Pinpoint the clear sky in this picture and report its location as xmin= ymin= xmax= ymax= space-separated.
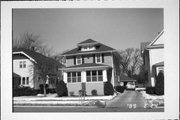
xmin=13 ymin=8 xmax=163 ymax=54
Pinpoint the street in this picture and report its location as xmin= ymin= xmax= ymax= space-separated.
xmin=13 ymin=90 xmax=164 ymax=112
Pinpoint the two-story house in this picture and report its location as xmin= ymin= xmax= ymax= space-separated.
xmin=141 ymin=30 xmax=164 ymax=87
xmin=60 ymin=39 xmax=121 ymax=96
xmin=13 ymin=49 xmax=62 ymax=89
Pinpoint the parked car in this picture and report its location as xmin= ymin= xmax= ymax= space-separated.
xmin=126 ymin=82 xmax=136 ymax=90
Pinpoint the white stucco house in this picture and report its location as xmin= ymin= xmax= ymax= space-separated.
xmin=141 ymin=30 xmax=164 ymax=87
xmin=13 ymin=49 xmax=62 ymax=89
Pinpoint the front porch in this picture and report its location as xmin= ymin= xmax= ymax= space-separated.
xmin=60 ymin=63 xmax=114 ymax=96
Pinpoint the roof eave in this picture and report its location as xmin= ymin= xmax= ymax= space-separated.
xmin=13 ymin=51 xmax=37 ymax=63
xmin=62 ymin=50 xmax=116 ymax=56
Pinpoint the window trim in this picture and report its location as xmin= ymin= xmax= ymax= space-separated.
xmin=95 ymin=54 xmax=102 ymax=63
xmin=76 ymin=56 xmax=82 ymax=65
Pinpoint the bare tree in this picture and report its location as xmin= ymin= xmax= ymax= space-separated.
xmin=13 ymin=32 xmax=53 ymax=57
xmin=118 ymin=48 xmax=143 ymax=77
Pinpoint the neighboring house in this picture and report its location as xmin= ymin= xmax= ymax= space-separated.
xmin=60 ymin=39 xmax=121 ymax=96
xmin=141 ymin=30 xmax=164 ymax=87
xmin=13 ymin=49 xmax=63 ymax=89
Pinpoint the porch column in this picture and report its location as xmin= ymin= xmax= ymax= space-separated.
xmin=103 ymin=70 xmax=107 ymax=82
xmin=63 ymin=72 xmax=67 ymax=83
xmin=81 ymin=71 xmax=86 ymax=82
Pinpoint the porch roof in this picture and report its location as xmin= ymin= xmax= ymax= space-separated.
xmin=59 ymin=63 xmax=111 ymax=71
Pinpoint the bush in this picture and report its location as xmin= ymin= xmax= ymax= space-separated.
xmin=104 ymin=81 xmax=114 ymax=95
xmin=115 ymin=86 xmax=125 ymax=93
xmin=91 ymin=89 xmax=98 ymax=96
xmin=79 ymin=89 xmax=86 ymax=96
xmin=56 ymin=81 xmax=68 ymax=97
xmin=155 ymin=72 xmax=164 ymax=95
xmin=13 ymin=87 xmax=38 ymax=96
xmin=146 ymin=87 xmax=155 ymax=94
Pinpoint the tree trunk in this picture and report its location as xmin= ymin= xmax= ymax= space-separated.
xmin=43 ymin=82 xmax=47 ymax=97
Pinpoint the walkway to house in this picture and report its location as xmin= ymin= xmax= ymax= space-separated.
xmin=106 ymin=90 xmax=145 ymax=108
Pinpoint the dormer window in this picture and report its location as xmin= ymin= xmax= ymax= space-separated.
xmin=76 ymin=56 xmax=82 ymax=65
xmin=96 ymin=54 xmax=102 ymax=63
xmin=81 ymin=45 xmax=96 ymax=51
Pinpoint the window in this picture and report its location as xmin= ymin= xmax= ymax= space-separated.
xmin=96 ymin=54 xmax=102 ymax=63
xmin=98 ymin=70 xmax=103 ymax=81
xmin=23 ymin=61 xmax=26 ymax=68
xmin=19 ymin=61 xmax=26 ymax=68
xmin=67 ymin=72 xmax=71 ymax=83
xmin=92 ymin=71 xmax=97 ymax=81
xmin=67 ymin=72 xmax=81 ymax=83
xmin=77 ymin=72 xmax=81 ymax=82
xmin=81 ymin=45 xmax=95 ymax=51
xmin=86 ymin=70 xmax=103 ymax=82
xmin=76 ymin=56 xmax=82 ymax=65
xmin=22 ymin=77 xmax=25 ymax=85
xmin=20 ymin=61 xmax=23 ymax=68
xmin=72 ymin=72 xmax=76 ymax=82
xmin=26 ymin=77 xmax=29 ymax=85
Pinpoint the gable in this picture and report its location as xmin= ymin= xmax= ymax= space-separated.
xmin=13 ymin=51 xmax=36 ymax=63
xmin=148 ymin=30 xmax=164 ymax=47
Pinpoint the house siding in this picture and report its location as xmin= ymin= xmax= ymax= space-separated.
xmin=67 ymin=83 xmax=82 ymax=95
xmin=65 ymin=53 xmax=113 ymax=67
xmin=13 ymin=59 xmax=34 ymax=88
xmin=148 ymin=48 xmax=164 ymax=86
xmin=86 ymin=82 xmax=104 ymax=95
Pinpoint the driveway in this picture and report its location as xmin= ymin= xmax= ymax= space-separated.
xmin=106 ymin=90 xmax=145 ymax=108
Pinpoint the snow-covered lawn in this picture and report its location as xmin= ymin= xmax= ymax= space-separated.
xmin=14 ymin=93 xmax=116 ymax=101
xmin=141 ymin=91 xmax=164 ymax=108
xmin=13 ymin=93 xmax=116 ymax=106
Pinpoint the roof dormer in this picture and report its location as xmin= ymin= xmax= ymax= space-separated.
xmin=77 ymin=39 xmax=99 ymax=52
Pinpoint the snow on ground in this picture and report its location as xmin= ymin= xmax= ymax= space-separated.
xmin=13 ymin=93 xmax=116 ymax=106
xmin=14 ymin=93 xmax=116 ymax=102
xmin=140 ymin=91 xmax=164 ymax=108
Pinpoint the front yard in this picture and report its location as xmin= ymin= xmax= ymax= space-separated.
xmin=13 ymin=93 xmax=116 ymax=106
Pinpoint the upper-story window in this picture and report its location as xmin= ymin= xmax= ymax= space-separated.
xmin=20 ymin=61 xmax=23 ymax=68
xmin=76 ymin=56 xmax=82 ymax=65
xmin=96 ymin=54 xmax=102 ymax=63
xmin=19 ymin=61 xmax=26 ymax=68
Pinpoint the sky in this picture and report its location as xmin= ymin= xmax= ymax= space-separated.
xmin=13 ymin=8 xmax=163 ymax=54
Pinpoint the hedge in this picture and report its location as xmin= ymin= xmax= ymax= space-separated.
xmin=146 ymin=87 xmax=155 ymax=94
xmin=56 ymin=81 xmax=68 ymax=97
xmin=104 ymin=81 xmax=114 ymax=95
xmin=115 ymin=86 xmax=125 ymax=93
xmin=13 ymin=87 xmax=38 ymax=96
